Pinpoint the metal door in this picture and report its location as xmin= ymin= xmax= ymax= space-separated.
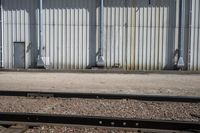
xmin=14 ymin=42 xmax=25 ymax=68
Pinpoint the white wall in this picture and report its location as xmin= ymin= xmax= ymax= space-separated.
xmin=2 ymin=0 xmax=198 ymax=71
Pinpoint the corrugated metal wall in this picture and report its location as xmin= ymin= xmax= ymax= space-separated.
xmin=98 ymin=0 xmax=179 ymax=70
xmin=0 ymin=26 xmax=1 ymax=66
xmin=2 ymin=0 xmax=37 ymax=69
xmin=0 ymin=43 xmax=1 ymax=68
xmin=189 ymin=0 xmax=200 ymax=71
xmin=43 ymin=0 xmax=96 ymax=69
xmin=0 ymin=4 xmax=1 ymax=68
xmin=0 ymin=37 xmax=1 ymax=67
xmin=2 ymin=0 xmax=97 ymax=69
xmin=0 ymin=18 xmax=1 ymax=67
xmin=1 ymin=0 xmax=199 ymax=71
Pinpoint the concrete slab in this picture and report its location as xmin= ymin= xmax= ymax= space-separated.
xmin=0 ymin=72 xmax=199 ymax=96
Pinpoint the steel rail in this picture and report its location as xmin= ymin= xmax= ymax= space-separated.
xmin=0 ymin=112 xmax=199 ymax=131
xmin=0 ymin=90 xmax=199 ymax=103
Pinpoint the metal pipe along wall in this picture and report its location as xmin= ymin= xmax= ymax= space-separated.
xmin=0 ymin=0 xmax=3 ymax=68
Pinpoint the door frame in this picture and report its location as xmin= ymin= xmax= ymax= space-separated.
xmin=13 ymin=42 xmax=25 ymax=69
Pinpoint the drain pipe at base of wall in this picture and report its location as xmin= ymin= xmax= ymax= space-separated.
xmin=37 ymin=0 xmax=45 ymax=68
xmin=97 ymin=0 xmax=105 ymax=67
xmin=177 ymin=0 xmax=186 ymax=70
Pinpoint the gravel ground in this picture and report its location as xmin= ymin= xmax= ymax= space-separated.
xmin=0 ymin=96 xmax=199 ymax=133
xmin=0 ymin=125 xmax=140 ymax=133
xmin=26 ymin=126 xmax=141 ymax=133
xmin=0 ymin=96 xmax=199 ymax=122
xmin=1 ymin=72 xmax=200 ymax=132
xmin=25 ymin=126 xmax=190 ymax=133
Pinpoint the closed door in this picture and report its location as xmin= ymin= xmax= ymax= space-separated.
xmin=14 ymin=42 xmax=25 ymax=68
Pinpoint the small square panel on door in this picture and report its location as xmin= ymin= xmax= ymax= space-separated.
xmin=14 ymin=42 xmax=25 ymax=68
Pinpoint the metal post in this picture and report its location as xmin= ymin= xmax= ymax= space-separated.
xmin=97 ymin=0 xmax=105 ymax=67
xmin=37 ymin=0 xmax=45 ymax=68
xmin=0 ymin=0 xmax=3 ymax=68
xmin=39 ymin=0 xmax=43 ymax=57
xmin=177 ymin=0 xmax=185 ymax=69
xmin=100 ymin=0 xmax=104 ymax=57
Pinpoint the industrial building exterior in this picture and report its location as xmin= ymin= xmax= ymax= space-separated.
xmin=0 ymin=0 xmax=199 ymax=71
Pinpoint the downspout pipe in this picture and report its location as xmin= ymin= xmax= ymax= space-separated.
xmin=177 ymin=0 xmax=185 ymax=69
xmin=37 ymin=0 xmax=45 ymax=68
xmin=0 ymin=0 xmax=3 ymax=68
xmin=97 ymin=0 xmax=105 ymax=67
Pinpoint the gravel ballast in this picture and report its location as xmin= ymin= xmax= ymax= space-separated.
xmin=26 ymin=126 xmax=142 ymax=133
xmin=1 ymin=123 xmax=195 ymax=133
xmin=0 ymin=96 xmax=199 ymax=121
xmin=0 ymin=96 xmax=199 ymax=133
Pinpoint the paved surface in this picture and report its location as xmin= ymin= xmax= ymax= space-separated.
xmin=0 ymin=72 xmax=200 ymax=96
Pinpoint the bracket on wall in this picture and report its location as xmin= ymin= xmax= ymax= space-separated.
xmin=149 ymin=0 xmax=151 ymax=5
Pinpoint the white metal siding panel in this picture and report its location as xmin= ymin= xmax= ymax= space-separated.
xmin=102 ymin=0 xmax=177 ymax=70
xmin=0 ymin=0 xmax=3 ymax=68
xmin=43 ymin=0 xmax=96 ymax=69
xmin=189 ymin=0 xmax=200 ymax=71
xmin=0 ymin=31 xmax=1 ymax=67
xmin=2 ymin=0 xmax=97 ymax=69
xmin=2 ymin=0 xmax=38 ymax=69
xmin=1 ymin=0 xmax=186 ymax=71
xmin=0 ymin=1 xmax=2 ymax=67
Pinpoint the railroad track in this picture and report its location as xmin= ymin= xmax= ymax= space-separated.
xmin=0 ymin=112 xmax=200 ymax=133
xmin=0 ymin=90 xmax=200 ymax=102
xmin=0 ymin=90 xmax=199 ymax=133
